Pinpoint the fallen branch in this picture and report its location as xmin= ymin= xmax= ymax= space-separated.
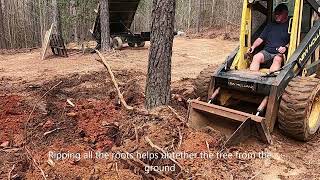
xmin=115 ymin=162 xmax=120 ymax=179
xmin=144 ymin=136 xmax=183 ymax=171
xmin=167 ymin=106 xmax=184 ymax=122
xmin=134 ymin=125 xmax=139 ymax=144
xmin=0 ymin=148 xmax=21 ymax=153
xmin=177 ymin=127 xmax=183 ymax=149
xmin=95 ymin=50 xmax=133 ymax=111
xmin=43 ymin=128 xmax=62 ymax=137
xmin=167 ymin=106 xmax=189 ymax=127
xmin=120 ymin=149 xmax=169 ymax=179
xmin=25 ymin=147 xmax=47 ymax=180
xmin=134 ymin=108 xmax=150 ymax=116
xmin=8 ymin=164 xmax=15 ymax=180
xmin=249 ymin=169 xmax=263 ymax=180
xmin=66 ymin=99 xmax=75 ymax=107
xmin=122 ymin=156 xmax=157 ymax=179
xmin=205 ymin=141 xmax=210 ymax=152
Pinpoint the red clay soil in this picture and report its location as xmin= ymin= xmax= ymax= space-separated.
xmin=0 ymin=70 xmax=320 ymax=179
xmin=0 ymin=95 xmax=30 ymax=145
xmin=73 ymin=98 xmax=125 ymax=151
xmin=0 ymin=71 xmax=142 ymax=179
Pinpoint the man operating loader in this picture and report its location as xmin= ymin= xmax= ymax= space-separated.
xmin=248 ymin=3 xmax=290 ymax=72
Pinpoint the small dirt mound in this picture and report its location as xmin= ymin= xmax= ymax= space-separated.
xmin=122 ymin=79 xmax=145 ymax=107
xmin=172 ymin=78 xmax=196 ymax=98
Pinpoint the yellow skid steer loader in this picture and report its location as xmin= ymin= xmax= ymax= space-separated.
xmin=188 ymin=0 xmax=320 ymax=147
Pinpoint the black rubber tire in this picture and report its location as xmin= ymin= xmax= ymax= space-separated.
xmin=194 ymin=64 xmax=219 ymax=101
xmin=112 ymin=37 xmax=123 ymax=50
xmin=278 ymin=77 xmax=320 ymax=141
xmin=137 ymin=41 xmax=145 ymax=47
xmin=128 ymin=42 xmax=135 ymax=47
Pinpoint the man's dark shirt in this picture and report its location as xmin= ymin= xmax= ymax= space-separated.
xmin=259 ymin=20 xmax=290 ymax=54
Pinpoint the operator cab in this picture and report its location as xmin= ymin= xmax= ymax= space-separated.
xmin=211 ymin=0 xmax=320 ymax=100
xmin=228 ymin=0 xmax=318 ymax=74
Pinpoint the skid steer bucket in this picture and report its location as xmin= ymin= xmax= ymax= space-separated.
xmin=187 ymin=100 xmax=272 ymax=147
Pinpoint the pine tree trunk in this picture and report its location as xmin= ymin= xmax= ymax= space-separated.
xmin=100 ymin=0 xmax=111 ymax=52
xmin=12 ymin=0 xmax=16 ymax=48
xmin=52 ymin=0 xmax=62 ymax=35
xmin=187 ymin=0 xmax=191 ymax=30
xmin=0 ymin=0 xmax=5 ymax=48
xmin=70 ymin=0 xmax=78 ymax=43
xmin=145 ymin=0 xmax=176 ymax=110
xmin=23 ymin=0 xmax=28 ymax=48
xmin=43 ymin=0 xmax=48 ymax=35
xmin=210 ymin=0 xmax=216 ymax=27
xmin=196 ymin=0 xmax=201 ymax=33
xmin=6 ymin=0 xmax=13 ymax=48
xmin=39 ymin=0 xmax=43 ymax=45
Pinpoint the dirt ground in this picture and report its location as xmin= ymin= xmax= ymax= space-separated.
xmin=0 ymin=37 xmax=237 ymax=83
xmin=0 ymin=37 xmax=319 ymax=180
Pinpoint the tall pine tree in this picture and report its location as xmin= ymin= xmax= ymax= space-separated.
xmin=100 ymin=0 xmax=111 ymax=52
xmin=145 ymin=0 xmax=176 ymax=109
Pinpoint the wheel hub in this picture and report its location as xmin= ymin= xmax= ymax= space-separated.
xmin=308 ymin=95 xmax=320 ymax=133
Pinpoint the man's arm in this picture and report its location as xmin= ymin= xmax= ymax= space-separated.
xmin=248 ymin=38 xmax=264 ymax=53
xmin=248 ymin=24 xmax=270 ymax=53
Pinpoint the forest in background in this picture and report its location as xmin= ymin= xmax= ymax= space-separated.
xmin=0 ymin=0 xmax=245 ymax=49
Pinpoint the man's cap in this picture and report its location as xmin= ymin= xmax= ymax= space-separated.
xmin=274 ymin=3 xmax=288 ymax=13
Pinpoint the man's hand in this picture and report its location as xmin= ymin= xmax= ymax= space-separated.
xmin=247 ymin=47 xmax=255 ymax=54
xmin=277 ymin=46 xmax=287 ymax=54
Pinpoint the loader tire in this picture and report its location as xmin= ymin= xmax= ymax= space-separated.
xmin=128 ymin=42 xmax=135 ymax=47
xmin=112 ymin=37 xmax=123 ymax=50
xmin=137 ymin=41 xmax=145 ymax=47
xmin=278 ymin=77 xmax=320 ymax=141
xmin=194 ymin=64 xmax=218 ymax=101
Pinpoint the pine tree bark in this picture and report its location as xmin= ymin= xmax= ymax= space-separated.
xmin=52 ymin=0 xmax=62 ymax=35
xmin=0 ymin=0 xmax=5 ymax=48
xmin=196 ymin=0 xmax=202 ymax=33
xmin=210 ymin=0 xmax=216 ymax=27
xmin=145 ymin=0 xmax=176 ymax=110
xmin=100 ymin=0 xmax=111 ymax=52
xmin=39 ymin=0 xmax=43 ymax=45
xmin=43 ymin=0 xmax=48 ymax=35
xmin=23 ymin=0 xmax=28 ymax=48
xmin=6 ymin=0 xmax=13 ymax=48
xmin=70 ymin=0 xmax=78 ymax=43
xmin=187 ymin=0 xmax=191 ymax=29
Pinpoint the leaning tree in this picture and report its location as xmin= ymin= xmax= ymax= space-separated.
xmin=145 ymin=0 xmax=176 ymax=109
